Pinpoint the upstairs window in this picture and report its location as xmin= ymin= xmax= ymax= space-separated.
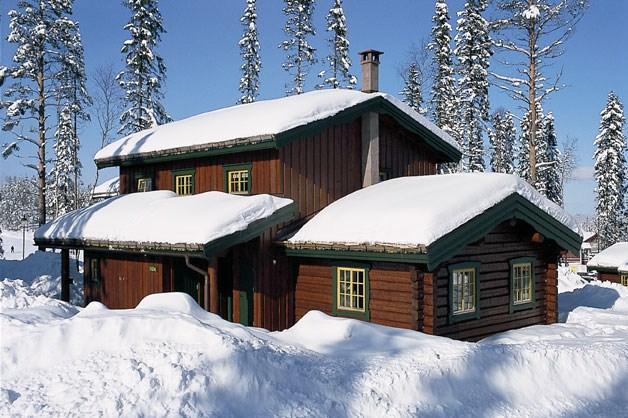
xmin=172 ymin=169 xmax=195 ymax=196
xmin=621 ymin=274 xmax=628 ymax=287
xmin=90 ymin=258 xmax=100 ymax=285
xmin=448 ymin=262 xmax=481 ymax=323
xmin=137 ymin=177 xmax=152 ymax=193
xmin=224 ymin=163 xmax=252 ymax=195
xmin=509 ymin=257 xmax=536 ymax=312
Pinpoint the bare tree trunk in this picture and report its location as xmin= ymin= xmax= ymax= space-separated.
xmin=527 ymin=0 xmax=537 ymax=184
xmin=37 ymin=52 xmax=47 ymax=226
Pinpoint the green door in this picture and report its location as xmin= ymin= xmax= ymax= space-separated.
xmin=239 ymin=262 xmax=254 ymax=326
xmin=173 ymin=261 xmax=204 ymax=307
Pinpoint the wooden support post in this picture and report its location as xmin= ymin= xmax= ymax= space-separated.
xmin=61 ymin=249 xmax=71 ymax=302
xmin=545 ymin=263 xmax=558 ymax=324
xmin=208 ymin=257 xmax=219 ymax=314
xmin=422 ymin=272 xmax=435 ymax=334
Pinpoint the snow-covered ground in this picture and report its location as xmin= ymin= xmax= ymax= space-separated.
xmin=1 ymin=264 xmax=627 ymax=417
xmin=1 ymin=229 xmax=38 ymax=261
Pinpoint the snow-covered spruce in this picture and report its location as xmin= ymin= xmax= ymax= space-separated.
xmin=429 ymin=0 xmax=460 ymax=173
xmin=279 ymin=0 xmax=316 ymax=95
xmin=488 ymin=110 xmax=516 ymax=174
xmin=594 ymin=92 xmax=626 ymax=249
xmin=535 ymin=112 xmax=562 ymax=206
xmin=1 ymin=0 xmax=88 ymax=226
xmin=454 ymin=0 xmax=492 ymax=173
xmin=117 ymin=0 xmax=171 ymax=135
xmin=50 ymin=109 xmax=74 ymax=219
xmin=318 ymin=0 xmax=356 ymax=90
xmin=400 ymin=62 xmax=425 ymax=115
xmin=238 ymin=0 xmax=261 ymax=104
xmin=518 ymin=102 xmax=544 ymax=183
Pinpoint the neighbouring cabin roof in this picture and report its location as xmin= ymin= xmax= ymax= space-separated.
xmin=582 ymin=230 xmax=598 ymax=242
xmin=91 ymin=176 xmax=120 ymax=199
xmin=587 ymin=242 xmax=628 ymax=273
xmin=94 ymin=89 xmax=461 ymax=168
xmin=35 ymin=191 xmax=295 ymax=256
xmin=284 ymin=173 xmax=582 ymax=270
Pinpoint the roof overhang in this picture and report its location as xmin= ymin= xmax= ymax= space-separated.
xmin=36 ymin=202 xmax=297 ymax=258
xmin=95 ymin=96 xmax=462 ymax=169
xmin=282 ymin=194 xmax=582 ymax=271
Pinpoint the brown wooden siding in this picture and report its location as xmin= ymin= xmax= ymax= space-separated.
xmin=379 ymin=115 xmax=439 ymax=178
xmin=84 ymin=251 xmax=168 ymax=309
xmin=431 ymin=221 xmax=560 ymax=341
xmin=597 ymin=271 xmax=621 ymax=284
xmin=294 ymin=261 xmax=416 ymax=330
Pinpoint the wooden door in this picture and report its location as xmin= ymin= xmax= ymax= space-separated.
xmin=239 ymin=261 xmax=254 ymax=326
xmin=173 ymin=261 xmax=204 ymax=307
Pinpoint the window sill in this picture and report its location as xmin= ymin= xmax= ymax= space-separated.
xmin=332 ymin=308 xmax=370 ymax=321
xmin=448 ymin=309 xmax=480 ymax=324
xmin=510 ymin=301 xmax=537 ymax=313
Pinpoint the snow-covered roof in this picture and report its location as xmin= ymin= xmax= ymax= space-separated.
xmin=35 ymin=191 xmax=294 ymax=253
xmin=582 ymin=230 xmax=597 ymax=242
xmin=92 ymin=176 xmax=119 ymax=198
xmin=288 ymin=173 xmax=579 ymax=253
xmin=587 ymin=242 xmax=628 ymax=272
xmin=94 ymin=89 xmax=460 ymax=166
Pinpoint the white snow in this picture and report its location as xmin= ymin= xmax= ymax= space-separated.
xmin=289 ymin=173 xmax=579 ymax=248
xmin=1 ymin=229 xmax=37 ymax=261
xmin=94 ymin=89 xmax=459 ymax=162
xmin=34 ymin=190 xmax=293 ymax=247
xmin=587 ymin=242 xmax=628 ymax=270
xmin=91 ymin=176 xmax=119 ymax=198
xmin=1 ymin=267 xmax=627 ymax=417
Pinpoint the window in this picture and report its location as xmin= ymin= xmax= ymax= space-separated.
xmin=137 ymin=177 xmax=152 ymax=193
xmin=333 ymin=265 xmax=369 ymax=320
xmin=448 ymin=262 xmax=480 ymax=323
xmin=621 ymin=274 xmax=628 ymax=287
xmin=509 ymin=257 xmax=536 ymax=312
xmin=172 ymin=169 xmax=195 ymax=196
xmin=224 ymin=163 xmax=252 ymax=195
xmin=90 ymin=258 xmax=100 ymax=285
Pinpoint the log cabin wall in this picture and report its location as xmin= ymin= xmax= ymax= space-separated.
xmin=430 ymin=220 xmax=561 ymax=341
xmin=84 ymin=251 xmax=170 ymax=309
xmin=597 ymin=271 xmax=621 ymax=284
xmin=293 ymin=261 xmax=417 ymax=330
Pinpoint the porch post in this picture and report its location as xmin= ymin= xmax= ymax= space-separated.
xmin=208 ymin=257 xmax=219 ymax=314
xmin=61 ymin=249 xmax=71 ymax=302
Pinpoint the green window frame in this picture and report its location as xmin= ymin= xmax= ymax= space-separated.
xmin=136 ymin=177 xmax=152 ymax=193
xmin=620 ymin=274 xmax=628 ymax=287
xmin=172 ymin=168 xmax=195 ymax=196
xmin=509 ymin=257 xmax=536 ymax=313
xmin=90 ymin=258 xmax=100 ymax=285
xmin=448 ymin=261 xmax=481 ymax=323
xmin=224 ymin=163 xmax=252 ymax=195
xmin=332 ymin=263 xmax=370 ymax=321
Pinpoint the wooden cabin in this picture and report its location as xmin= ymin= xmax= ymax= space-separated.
xmin=34 ymin=51 xmax=582 ymax=340
xmin=587 ymin=242 xmax=628 ymax=286
xmin=283 ymin=174 xmax=581 ymax=341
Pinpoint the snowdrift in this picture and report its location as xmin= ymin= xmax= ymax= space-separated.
xmin=2 ymin=271 xmax=628 ymax=417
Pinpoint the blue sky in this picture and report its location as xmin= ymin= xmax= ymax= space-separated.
xmin=1 ymin=0 xmax=627 ymax=217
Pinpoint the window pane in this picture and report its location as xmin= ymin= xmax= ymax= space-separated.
xmin=452 ymin=268 xmax=476 ymax=315
xmin=336 ymin=267 xmax=366 ymax=312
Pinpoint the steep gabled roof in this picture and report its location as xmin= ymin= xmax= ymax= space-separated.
xmin=284 ymin=173 xmax=582 ymax=270
xmin=94 ymin=89 xmax=461 ymax=168
xmin=34 ymin=191 xmax=295 ymax=257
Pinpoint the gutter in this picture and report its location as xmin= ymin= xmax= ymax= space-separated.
xmin=184 ymin=255 xmax=209 ymax=311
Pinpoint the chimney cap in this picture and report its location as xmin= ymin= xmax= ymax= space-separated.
xmin=359 ymin=49 xmax=384 ymax=61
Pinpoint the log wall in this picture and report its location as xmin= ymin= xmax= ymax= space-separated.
xmin=430 ymin=221 xmax=560 ymax=341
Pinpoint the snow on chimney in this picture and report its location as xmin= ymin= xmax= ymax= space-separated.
xmin=359 ymin=49 xmax=383 ymax=93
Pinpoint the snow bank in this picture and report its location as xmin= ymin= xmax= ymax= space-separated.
xmin=95 ymin=89 xmax=458 ymax=162
xmin=587 ymin=242 xmax=628 ymax=270
xmin=2 ymin=270 xmax=628 ymax=417
xmin=35 ymin=190 xmax=293 ymax=246
xmin=289 ymin=173 xmax=579 ymax=248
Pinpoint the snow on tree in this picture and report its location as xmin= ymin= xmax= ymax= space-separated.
xmin=280 ymin=0 xmax=316 ymax=95
xmin=517 ymin=102 xmax=544 ymax=182
xmin=454 ymin=0 xmax=492 ymax=172
xmin=594 ymin=92 xmax=626 ymax=249
xmin=0 ymin=176 xmax=38 ymax=230
xmin=400 ymin=62 xmax=426 ymax=114
xmin=429 ymin=0 xmax=458 ymax=139
xmin=238 ymin=0 xmax=261 ymax=104
xmin=488 ymin=110 xmax=516 ymax=173
xmin=491 ymin=0 xmax=589 ymax=183
xmin=318 ymin=0 xmax=356 ymax=89
xmin=117 ymin=0 xmax=171 ymax=135
xmin=50 ymin=108 xmax=74 ymax=218
xmin=0 ymin=227 xmax=4 ymax=259
xmin=536 ymin=112 xmax=562 ymax=205
xmin=1 ymin=0 xmax=87 ymax=225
